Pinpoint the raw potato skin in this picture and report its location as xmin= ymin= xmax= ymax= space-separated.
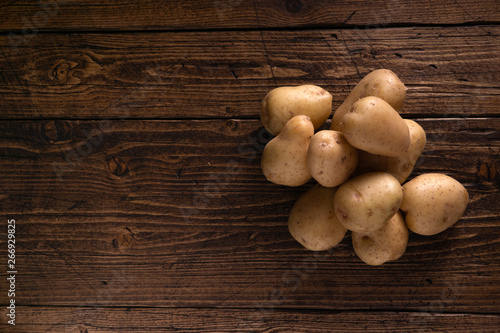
xmin=334 ymin=172 xmax=403 ymax=233
xmin=401 ymin=173 xmax=469 ymax=236
xmin=341 ymin=96 xmax=410 ymax=157
xmin=356 ymin=119 xmax=427 ymax=183
xmin=307 ymin=130 xmax=359 ymax=188
xmin=261 ymin=85 xmax=332 ymax=136
xmin=261 ymin=115 xmax=314 ymax=187
xmin=352 ymin=211 xmax=409 ymax=266
xmin=288 ymin=184 xmax=347 ymax=251
xmin=330 ymin=69 xmax=407 ymax=131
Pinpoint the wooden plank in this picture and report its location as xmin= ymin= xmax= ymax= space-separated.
xmin=1 ymin=307 xmax=500 ymax=332
xmin=0 ymin=0 xmax=498 ymax=32
xmin=0 ymin=118 xmax=497 ymax=215
xmin=2 ymin=212 xmax=499 ymax=311
xmin=0 ymin=118 xmax=498 ymax=311
xmin=0 ymin=26 xmax=498 ymax=119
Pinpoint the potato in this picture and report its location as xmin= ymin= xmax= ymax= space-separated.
xmin=261 ymin=85 xmax=332 ymax=136
xmin=330 ymin=69 xmax=407 ymax=131
xmin=401 ymin=173 xmax=469 ymax=235
xmin=352 ymin=211 xmax=409 ymax=266
xmin=356 ymin=119 xmax=427 ymax=183
xmin=288 ymin=184 xmax=347 ymax=251
xmin=341 ymin=96 xmax=410 ymax=157
xmin=334 ymin=172 xmax=403 ymax=233
xmin=261 ymin=115 xmax=313 ymax=186
xmin=307 ymin=130 xmax=359 ymax=187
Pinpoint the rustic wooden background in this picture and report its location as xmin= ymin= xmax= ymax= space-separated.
xmin=0 ymin=0 xmax=499 ymax=332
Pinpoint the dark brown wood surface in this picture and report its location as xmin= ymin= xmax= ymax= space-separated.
xmin=1 ymin=26 xmax=498 ymax=119
xmin=0 ymin=0 xmax=499 ymax=31
xmin=0 ymin=1 xmax=499 ymax=332
xmin=3 ymin=307 xmax=500 ymax=332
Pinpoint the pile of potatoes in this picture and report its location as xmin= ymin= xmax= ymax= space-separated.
xmin=260 ymin=69 xmax=469 ymax=266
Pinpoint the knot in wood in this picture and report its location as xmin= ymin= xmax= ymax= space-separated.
xmin=226 ymin=119 xmax=238 ymax=131
xmin=478 ymin=160 xmax=498 ymax=184
xmin=112 ymin=233 xmax=136 ymax=250
xmin=52 ymin=62 xmax=71 ymax=81
xmin=107 ymin=156 xmax=129 ymax=177
xmin=286 ymin=0 xmax=302 ymax=13
xmin=72 ymin=325 xmax=88 ymax=333
xmin=41 ymin=120 xmax=72 ymax=143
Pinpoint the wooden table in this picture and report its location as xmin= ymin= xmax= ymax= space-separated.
xmin=1 ymin=1 xmax=499 ymax=331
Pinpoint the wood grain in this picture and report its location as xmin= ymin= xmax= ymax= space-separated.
xmin=0 ymin=1 xmax=499 ymax=330
xmin=1 ymin=307 xmax=500 ymax=332
xmin=0 ymin=118 xmax=498 ymax=311
xmin=0 ymin=26 xmax=498 ymax=119
xmin=0 ymin=0 xmax=498 ymax=32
